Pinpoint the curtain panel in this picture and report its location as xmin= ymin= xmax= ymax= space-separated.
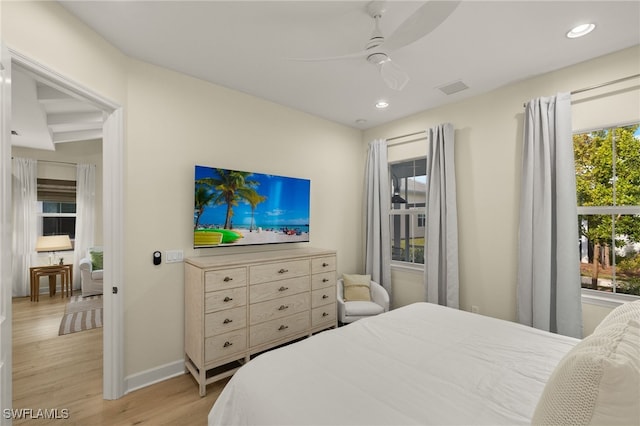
xmin=74 ymin=163 xmax=96 ymax=290
xmin=11 ymin=157 xmax=38 ymax=298
xmin=424 ymin=123 xmax=459 ymax=308
xmin=518 ymin=92 xmax=582 ymax=339
xmin=364 ymin=139 xmax=392 ymax=302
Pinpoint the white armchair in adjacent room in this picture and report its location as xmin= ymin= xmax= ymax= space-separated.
xmin=79 ymin=247 xmax=103 ymax=296
xmin=337 ymin=274 xmax=390 ymax=324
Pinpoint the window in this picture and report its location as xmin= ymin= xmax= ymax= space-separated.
xmin=574 ymin=124 xmax=640 ymax=296
xmin=390 ymin=158 xmax=427 ymax=266
xmin=37 ymin=179 xmax=77 ymax=240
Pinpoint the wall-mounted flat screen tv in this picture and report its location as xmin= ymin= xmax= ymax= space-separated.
xmin=194 ymin=165 xmax=310 ymax=248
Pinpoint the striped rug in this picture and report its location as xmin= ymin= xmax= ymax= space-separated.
xmin=58 ymin=294 xmax=103 ymax=335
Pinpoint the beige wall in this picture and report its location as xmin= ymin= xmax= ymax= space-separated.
xmin=124 ymin=59 xmax=363 ymax=374
xmin=4 ymin=1 xmax=364 ymax=381
xmin=364 ymin=46 xmax=640 ymax=330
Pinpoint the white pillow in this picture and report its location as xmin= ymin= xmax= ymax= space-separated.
xmin=532 ymin=319 xmax=640 ymax=426
xmin=595 ymin=300 xmax=640 ymax=333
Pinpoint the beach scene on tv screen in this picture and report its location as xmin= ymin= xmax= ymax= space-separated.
xmin=194 ymin=165 xmax=310 ymax=247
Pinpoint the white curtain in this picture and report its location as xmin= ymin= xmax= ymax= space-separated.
xmin=518 ymin=93 xmax=582 ymax=339
xmin=11 ymin=157 xmax=38 ymax=298
xmin=364 ymin=139 xmax=392 ymax=301
xmin=424 ymin=123 xmax=459 ymax=308
xmin=74 ymin=163 xmax=96 ymax=290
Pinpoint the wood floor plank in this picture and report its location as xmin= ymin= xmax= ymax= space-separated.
xmin=12 ymin=296 xmax=226 ymax=425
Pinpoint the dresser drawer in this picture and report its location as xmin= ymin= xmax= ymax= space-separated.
xmin=312 ymin=305 xmax=336 ymax=327
xmin=311 ymin=256 xmax=336 ymax=274
xmin=205 ymin=306 xmax=246 ymax=337
xmin=205 ymin=287 xmax=247 ymax=313
xmin=205 ymin=329 xmax=247 ymax=364
xmin=311 ymin=271 xmax=335 ymax=290
xmin=250 ymin=276 xmax=310 ymax=304
xmin=250 ymin=311 xmax=309 ymax=348
xmin=249 ymin=259 xmax=309 ymax=285
xmin=250 ymin=293 xmax=310 ymax=325
xmin=205 ymin=267 xmax=246 ymax=292
xmin=311 ymin=287 xmax=336 ymax=308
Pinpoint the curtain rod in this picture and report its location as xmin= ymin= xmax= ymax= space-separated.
xmin=523 ymin=73 xmax=640 ymax=107
xmin=571 ymin=73 xmax=640 ymax=95
xmin=386 ymin=130 xmax=427 ymax=143
xmin=37 ymin=159 xmax=77 ymax=166
xmin=11 ymin=157 xmax=77 ymax=166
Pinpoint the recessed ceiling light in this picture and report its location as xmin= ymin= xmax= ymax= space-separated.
xmin=567 ymin=23 xmax=595 ymax=38
xmin=375 ymin=100 xmax=389 ymax=109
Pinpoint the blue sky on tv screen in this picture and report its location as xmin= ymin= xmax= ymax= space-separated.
xmin=195 ymin=166 xmax=310 ymax=229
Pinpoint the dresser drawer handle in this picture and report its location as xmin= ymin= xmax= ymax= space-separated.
xmin=223 ymin=318 xmax=233 ymax=324
xmin=278 ymin=305 xmax=289 ymax=311
xmin=223 ymin=341 xmax=233 ymax=348
xmin=278 ymin=268 xmax=289 ymax=274
xmin=278 ymin=286 xmax=289 ymax=292
xmin=223 ymin=296 xmax=233 ymax=302
xmin=322 ymin=312 xmax=329 ymax=317
xmin=322 ymin=262 xmax=330 ymax=267
xmin=322 ymin=278 xmax=329 ymax=283
xmin=322 ymin=294 xmax=329 ymax=299
xmin=278 ymin=325 xmax=289 ymax=331
xmin=223 ymin=276 xmax=233 ymax=282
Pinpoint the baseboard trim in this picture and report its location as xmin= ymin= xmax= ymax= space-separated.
xmin=124 ymin=359 xmax=185 ymax=394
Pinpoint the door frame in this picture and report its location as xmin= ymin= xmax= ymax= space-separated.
xmin=5 ymin=48 xmax=125 ymax=401
xmin=1 ymin=43 xmax=14 ymax=425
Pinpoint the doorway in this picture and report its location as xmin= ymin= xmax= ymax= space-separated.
xmin=2 ymin=48 xmax=125 ymax=409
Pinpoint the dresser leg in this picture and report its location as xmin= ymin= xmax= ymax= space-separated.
xmin=199 ymin=380 xmax=206 ymax=397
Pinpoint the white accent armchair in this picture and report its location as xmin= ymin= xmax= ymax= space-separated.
xmin=337 ymin=278 xmax=390 ymax=324
xmin=79 ymin=247 xmax=103 ymax=296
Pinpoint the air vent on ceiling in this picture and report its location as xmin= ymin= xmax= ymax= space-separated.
xmin=438 ymin=80 xmax=469 ymax=95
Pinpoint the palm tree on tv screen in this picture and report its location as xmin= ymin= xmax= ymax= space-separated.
xmin=201 ymin=169 xmax=263 ymax=229
xmin=194 ymin=185 xmax=216 ymax=230
xmin=243 ymin=190 xmax=267 ymax=232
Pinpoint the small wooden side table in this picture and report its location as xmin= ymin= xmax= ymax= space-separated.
xmin=29 ymin=264 xmax=73 ymax=302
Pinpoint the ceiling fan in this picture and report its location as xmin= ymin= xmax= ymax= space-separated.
xmin=298 ymin=1 xmax=460 ymax=91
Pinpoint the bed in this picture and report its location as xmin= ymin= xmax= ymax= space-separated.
xmin=208 ymin=301 xmax=640 ymax=426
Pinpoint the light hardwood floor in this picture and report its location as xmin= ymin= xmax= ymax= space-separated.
xmin=12 ymin=295 xmax=229 ymax=425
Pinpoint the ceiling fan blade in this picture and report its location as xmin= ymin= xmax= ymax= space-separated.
xmin=288 ymin=49 xmax=370 ymax=62
xmin=383 ymin=1 xmax=460 ymax=52
xmin=378 ymin=58 xmax=409 ymax=91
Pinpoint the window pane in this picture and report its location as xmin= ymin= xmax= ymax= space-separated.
xmin=391 ymin=213 xmax=425 ymax=264
xmin=42 ymin=201 xmax=61 ymax=214
xmin=574 ymin=125 xmax=640 ymax=207
xmin=43 ymin=217 xmax=76 ymax=239
xmin=579 ymin=214 xmax=640 ymax=295
xmin=60 ymin=202 xmax=76 ymax=214
xmin=390 ymin=159 xmax=427 ymax=207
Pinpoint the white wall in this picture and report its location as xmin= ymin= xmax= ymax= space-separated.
xmin=4 ymin=2 xmax=364 ymax=386
xmin=364 ymin=46 xmax=640 ymax=334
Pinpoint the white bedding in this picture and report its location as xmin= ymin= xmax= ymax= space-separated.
xmin=208 ymin=302 xmax=579 ymax=425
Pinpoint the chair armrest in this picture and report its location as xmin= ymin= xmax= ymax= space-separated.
xmin=336 ymin=279 xmax=346 ymax=320
xmin=79 ymin=257 xmax=93 ymax=272
xmin=370 ymin=280 xmax=390 ymax=312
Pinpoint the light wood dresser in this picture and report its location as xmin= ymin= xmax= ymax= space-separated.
xmin=184 ymin=247 xmax=337 ymax=396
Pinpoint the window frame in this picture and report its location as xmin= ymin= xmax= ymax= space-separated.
xmin=36 ymin=179 xmax=78 ymax=242
xmin=389 ymin=157 xmax=427 ymax=270
xmin=573 ymin=122 xmax=640 ymax=303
